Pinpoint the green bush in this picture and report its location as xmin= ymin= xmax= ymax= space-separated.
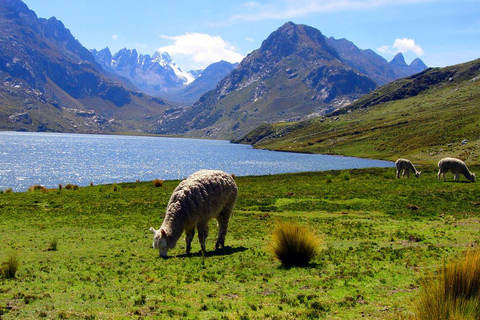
xmin=269 ymin=222 xmax=321 ymax=267
xmin=414 ymin=250 xmax=480 ymax=319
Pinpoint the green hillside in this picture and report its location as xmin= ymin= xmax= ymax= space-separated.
xmin=238 ymin=58 xmax=480 ymax=164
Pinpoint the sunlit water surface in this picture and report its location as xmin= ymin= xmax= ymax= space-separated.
xmin=0 ymin=132 xmax=394 ymax=191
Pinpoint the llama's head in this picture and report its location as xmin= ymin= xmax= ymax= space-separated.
xmin=149 ymin=227 xmax=168 ymax=258
xmin=415 ymin=171 xmax=421 ymax=178
xmin=470 ymin=173 xmax=476 ymax=182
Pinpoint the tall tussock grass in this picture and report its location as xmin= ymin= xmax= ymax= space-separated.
xmin=153 ymin=179 xmax=164 ymax=187
xmin=28 ymin=185 xmax=47 ymax=192
xmin=1 ymin=253 xmax=19 ymax=279
xmin=413 ymin=250 xmax=480 ymax=320
xmin=269 ymin=222 xmax=321 ymax=267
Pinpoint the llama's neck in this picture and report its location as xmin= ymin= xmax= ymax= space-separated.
xmin=461 ymin=167 xmax=474 ymax=180
xmin=161 ymin=212 xmax=185 ymax=248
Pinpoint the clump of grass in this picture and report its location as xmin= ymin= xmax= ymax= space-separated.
xmin=28 ymin=185 xmax=47 ymax=192
xmin=112 ymin=184 xmax=119 ymax=192
xmin=413 ymin=250 xmax=480 ymax=319
xmin=325 ymin=174 xmax=333 ymax=183
xmin=269 ymin=222 xmax=321 ymax=267
xmin=1 ymin=253 xmax=19 ymax=279
xmin=65 ymin=184 xmax=79 ymax=190
xmin=47 ymin=238 xmax=58 ymax=251
xmin=342 ymin=171 xmax=351 ymax=181
xmin=153 ymin=179 xmax=164 ymax=187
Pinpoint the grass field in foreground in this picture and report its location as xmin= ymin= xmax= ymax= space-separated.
xmin=1 ymin=166 xmax=480 ymax=319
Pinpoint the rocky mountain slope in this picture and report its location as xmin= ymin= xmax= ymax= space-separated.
xmin=325 ymin=37 xmax=427 ymax=85
xmin=156 ymin=22 xmax=427 ymax=140
xmin=0 ymin=0 xmax=172 ymax=134
xmin=235 ymin=58 xmax=480 ymax=162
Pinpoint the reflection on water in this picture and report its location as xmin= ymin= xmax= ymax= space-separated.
xmin=0 ymin=131 xmax=394 ymax=191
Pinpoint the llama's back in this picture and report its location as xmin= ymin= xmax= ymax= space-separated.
xmin=166 ymin=170 xmax=238 ymax=224
xmin=396 ymin=159 xmax=412 ymax=170
xmin=438 ymin=157 xmax=465 ymax=173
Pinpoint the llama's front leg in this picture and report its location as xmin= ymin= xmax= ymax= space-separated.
xmin=197 ymin=222 xmax=209 ymax=255
xmin=185 ymin=228 xmax=195 ymax=254
xmin=215 ymin=217 xmax=229 ymax=250
xmin=454 ymin=173 xmax=459 ymax=182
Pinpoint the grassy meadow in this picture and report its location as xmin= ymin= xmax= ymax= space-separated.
xmin=1 ymin=166 xmax=480 ymax=319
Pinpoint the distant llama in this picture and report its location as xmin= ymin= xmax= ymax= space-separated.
xmin=150 ymin=170 xmax=238 ymax=258
xmin=437 ymin=157 xmax=476 ymax=182
xmin=395 ymin=158 xmax=421 ymax=178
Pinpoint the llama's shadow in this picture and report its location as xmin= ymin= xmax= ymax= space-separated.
xmin=443 ymin=180 xmax=474 ymax=184
xmin=175 ymin=246 xmax=248 ymax=258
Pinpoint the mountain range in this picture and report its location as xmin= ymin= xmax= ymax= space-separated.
xmin=0 ymin=1 xmax=427 ymax=137
xmin=0 ymin=0 xmax=174 ymax=134
xmin=156 ymin=22 xmax=427 ymax=139
xmin=91 ymin=48 xmax=237 ymax=105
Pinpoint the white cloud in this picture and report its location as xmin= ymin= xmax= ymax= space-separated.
xmin=230 ymin=0 xmax=433 ymax=22
xmin=393 ymin=38 xmax=425 ymax=56
xmin=112 ymin=34 xmax=119 ymax=40
xmin=378 ymin=38 xmax=425 ymax=56
xmin=158 ymin=33 xmax=244 ymax=70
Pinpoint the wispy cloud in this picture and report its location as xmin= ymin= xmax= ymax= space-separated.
xmin=230 ymin=0 xmax=433 ymax=22
xmin=112 ymin=34 xmax=119 ymax=40
xmin=158 ymin=33 xmax=244 ymax=70
xmin=378 ymin=38 xmax=425 ymax=56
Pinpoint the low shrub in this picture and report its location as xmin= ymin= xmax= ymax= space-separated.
xmin=153 ymin=179 xmax=164 ymax=187
xmin=413 ymin=250 xmax=480 ymax=319
xmin=269 ymin=222 xmax=321 ymax=267
xmin=1 ymin=253 xmax=19 ymax=279
xmin=65 ymin=184 xmax=79 ymax=190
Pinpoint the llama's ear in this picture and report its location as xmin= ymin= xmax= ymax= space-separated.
xmin=149 ymin=227 xmax=156 ymax=234
xmin=161 ymin=229 xmax=167 ymax=237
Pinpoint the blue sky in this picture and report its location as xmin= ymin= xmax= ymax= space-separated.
xmin=22 ymin=0 xmax=480 ymax=71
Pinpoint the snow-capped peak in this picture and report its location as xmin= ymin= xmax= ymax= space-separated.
xmin=154 ymin=51 xmax=195 ymax=85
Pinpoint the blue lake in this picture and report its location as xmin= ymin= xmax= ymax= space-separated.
xmin=0 ymin=131 xmax=394 ymax=191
